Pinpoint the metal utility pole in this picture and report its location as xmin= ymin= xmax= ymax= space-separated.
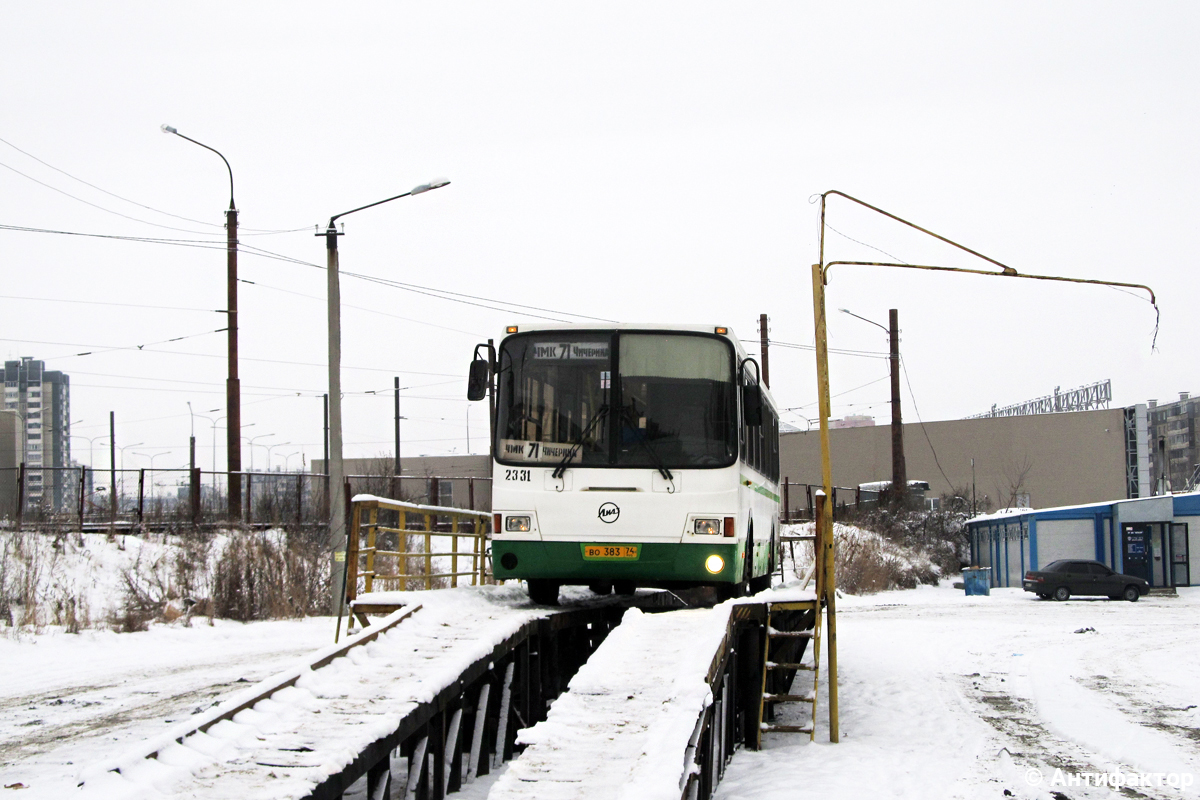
xmin=839 ymin=306 xmax=905 ymax=502
xmin=161 ymin=125 xmax=241 ymax=519
xmin=109 ymin=411 xmax=116 ymax=525
xmin=813 ymin=188 xmax=1159 ymax=745
xmin=759 ymin=313 xmax=770 ymax=388
xmin=319 ymin=178 xmax=449 ymax=613
xmin=888 ymin=309 xmax=906 ymax=503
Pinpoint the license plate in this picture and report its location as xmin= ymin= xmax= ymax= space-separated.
xmin=582 ymin=544 xmax=639 ymax=561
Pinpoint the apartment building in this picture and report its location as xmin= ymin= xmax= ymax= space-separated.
xmin=1148 ymin=392 xmax=1199 ymax=493
xmin=3 ymin=358 xmax=72 ymax=511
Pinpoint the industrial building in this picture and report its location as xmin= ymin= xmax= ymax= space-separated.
xmin=779 ymin=407 xmax=1142 ymax=512
xmin=313 ymin=454 xmax=493 ymax=511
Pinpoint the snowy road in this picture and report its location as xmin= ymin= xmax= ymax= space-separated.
xmin=717 ymin=583 xmax=1200 ymax=800
xmin=0 ymin=617 xmax=334 ymax=794
xmin=4 ymin=582 xmax=1197 ymax=799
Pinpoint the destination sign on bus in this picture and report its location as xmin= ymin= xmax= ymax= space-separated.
xmin=531 ymin=342 xmax=610 ymax=360
xmin=500 ymin=439 xmax=578 ymax=462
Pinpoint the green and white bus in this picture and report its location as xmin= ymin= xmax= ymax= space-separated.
xmin=467 ymin=324 xmax=780 ymax=605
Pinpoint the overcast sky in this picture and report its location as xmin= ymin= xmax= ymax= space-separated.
xmin=1 ymin=2 xmax=1195 ymax=484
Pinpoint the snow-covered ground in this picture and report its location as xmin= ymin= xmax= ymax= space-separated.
xmin=718 ymin=583 xmax=1200 ymax=800
xmin=0 ymin=616 xmax=334 ymax=794
xmin=4 ymin=579 xmax=1198 ymax=799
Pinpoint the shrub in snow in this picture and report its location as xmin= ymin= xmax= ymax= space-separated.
xmin=781 ymin=521 xmax=946 ymax=594
xmin=1 ymin=527 xmax=331 ymax=634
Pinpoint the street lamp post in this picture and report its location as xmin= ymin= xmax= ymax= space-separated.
xmin=264 ymin=441 xmax=293 ymax=471
xmin=811 ymin=189 xmax=1159 ymax=745
xmin=839 ymin=307 xmax=906 ymax=503
xmin=132 ymin=451 xmax=171 ymax=502
xmin=243 ymin=433 xmax=274 ymax=472
xmin=114 ymin=442 xmax=144 ymax=513
xmin=320 ymin=178 xmax=449 ymax=615
xmin=162 ymin=125 xmax=242 ymax=520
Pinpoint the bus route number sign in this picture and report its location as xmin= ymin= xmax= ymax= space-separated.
xmin=582 ymin=544 xmax=639 ymax=561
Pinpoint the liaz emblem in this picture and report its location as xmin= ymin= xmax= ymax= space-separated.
xmin=598 ymin=502 xmax=620 ymax=523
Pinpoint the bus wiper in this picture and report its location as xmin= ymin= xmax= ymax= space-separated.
xmin=618 ymin=406 xmax=674 ymax=483
xmin=552 ymin=404 xmax=609 ymax=479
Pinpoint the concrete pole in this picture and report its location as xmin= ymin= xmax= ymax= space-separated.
xmin=109 ymin=411 xmax=116 ymax=526
xmin=325 ymin=226 xmax=346 ymax=612
xmin=226 ymin=205 xmax=242 ymax=520
xmin=889 ymin=309 xmax=907 ymax=504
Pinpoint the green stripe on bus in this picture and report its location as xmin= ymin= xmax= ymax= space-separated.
xmin=740 ymin=475 xmax=781 ymax=503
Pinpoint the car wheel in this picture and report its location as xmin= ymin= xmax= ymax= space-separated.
xmin=588 ymin=583 xmax=612 ymax=595
xmin=1053 ymin=586 xmax=1071 ymax=601
xmin=1123 ymin=585 xmax=1140 ymax=602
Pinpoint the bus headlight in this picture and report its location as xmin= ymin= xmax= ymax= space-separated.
xmin=694 ymin=518 xmax=721 ymax=536
xmin=705 ymin=554 xmax=725 ymax=574
xmin=506 ymin=516 xmax=531 ymax=532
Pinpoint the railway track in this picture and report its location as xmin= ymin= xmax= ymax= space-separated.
xmin=76 ymin=585 xmax=816 ymax=800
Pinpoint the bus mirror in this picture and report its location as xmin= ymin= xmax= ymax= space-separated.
xmin=467 ymin=359 xmax=490 ymax=401
xmin=742 ymin=385 xmax=763 ymax=426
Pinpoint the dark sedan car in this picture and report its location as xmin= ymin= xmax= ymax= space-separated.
xmin=1023 ymin=559 xmax=1149 ymax=602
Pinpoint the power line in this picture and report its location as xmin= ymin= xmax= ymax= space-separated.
xmin=0 ymin=328 xmax=226 ymax=358
xmin=2 ymin=221 xmax=610 ymax=324
xmin=899 ymin=355 xmax=954 ymax=489
xmin=782 ymin=373 xmax=890 ymax=412
xmin=0 ymin=135 xmax=308 ymax=235
xmin=0 ymin=293 xmax=224 ymax=313
xmin=0 ymin=158 xmax=236 ymax=236
xmin=238 ymin=277 xmax=484 ymax=338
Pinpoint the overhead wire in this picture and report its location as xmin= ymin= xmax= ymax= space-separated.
xmin=0 ymin=135 xmax=308 ymax=234
xmin=2 ymin=222 xmax=612 ymax=324
xmin=0 ymin=328 xmax=227 ymax=358
xmin=0 ymin=293 xmax=224 ymax=314
xmin=899 ymin=355 xmax=955 ymax=489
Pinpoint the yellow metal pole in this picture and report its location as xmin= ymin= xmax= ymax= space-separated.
xmin=365 ymin=505 xmax=378 ymax=594
xmin=472 ymin=517 xmax=481 ymax=585
xmin=423 ymin=513 xmax=433 ymax=590
xmin=811 ymin=261 xmax=840 ymax=743
xmin=398 ymin=510 xmax=409 ymax=591
xmin=810 ymin=190 xmax=1157 ymax=747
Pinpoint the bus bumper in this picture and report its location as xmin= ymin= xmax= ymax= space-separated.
xmin=490 ymin=540 xmax=743 ymax=584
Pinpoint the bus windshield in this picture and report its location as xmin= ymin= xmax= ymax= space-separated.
xmin=495 ymin=331 xmax=737 ymax=469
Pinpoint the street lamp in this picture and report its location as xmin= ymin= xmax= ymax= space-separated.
xmin=838 ymin=307 xmax=906 ymax=503
xmin=283 ymin=451 xmax=302 ymax=472
xmin=114 ymin=442 xmax=144 ymax=511
xmin=70 ymin=434 xmax=109 ymax=469
xmin=320 ymin=177 xmax=450 ymax=614
xmin=132 ymin=451 xmax=172 ymax=500
xmin=163 ymin=125 xmax=242 ymax=519
xmin=264 ymin=441 xmax=293 ymax=471
xmin=243 ymin=432 xmax=274 ymax=472
xmin=810 ymin=189 xmax=1159 ymax=745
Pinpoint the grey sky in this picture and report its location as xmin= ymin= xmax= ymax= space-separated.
xmin=1 ymin=2 xmax=1194 ymax=479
